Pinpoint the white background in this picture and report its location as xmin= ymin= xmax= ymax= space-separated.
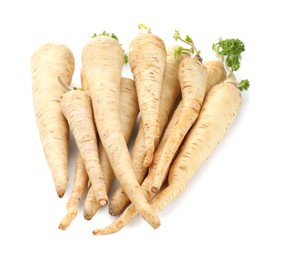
xmin=1 ymin=0 xmax=281 ymax=259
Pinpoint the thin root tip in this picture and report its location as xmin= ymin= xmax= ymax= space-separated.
xmin=142 ymin=209 xmax=161 ymax=229
xmin=92 ymin=229 xmax=101 ymax=235
xmin=146 ymin=213 xmax=161 ymax=229
xmin=57 ymin=191 xmax=65 ymax=198
xmin=108 ymin=207 xmax=115 ymax=216
xmin=55 ymin=184 xmax=67 ymax=198
xmin=92 ymin=227 xmax=117 ymax=235
xmin=108 ymin=205 xmax=120 ymax=216
xmin=98 ymin=199 xmax=108 ymax=207
xmin=153 ymin=221 xmax=161 ymax=229
xmin=58 ymin=223 xmax=67 ymax=230
xmin=83 ymin=210 xmax=94 ymax=221
xmin=151 ymin=216 xmax=161 ymax=229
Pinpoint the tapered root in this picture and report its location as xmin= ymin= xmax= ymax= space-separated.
xmin=58 ymin=208 xmax=78 ymax=230
xmin=93 ymin=204 xmax=138 ymax=235
xmin=55 ymin=182 xmax=67 ymax=198
xmin=31 ymin=43 xmax=75 ymax=198
xmin=108 ymin=189 xmax=129 ymax=216
xmin=82 ymin=36 xmax=160 ymax=228
xmin=108 ymin=45 xmax=185 ymax=216
xmin=83 ymin=204 xmax=100 ymax=220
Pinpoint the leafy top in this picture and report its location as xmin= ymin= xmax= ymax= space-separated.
xmin=173 ymin=30 xmax=201 ymax=60
xmin=91 ymin=31 xmax=119 ymax=41
xmin=124 ymin=53 xmax=128 ymax=64
xmin=138 ymin=23 xmax=148 ymax=30
xmin=91 ymin=31 xmax=128 ymax=64
xmin=238 ymin=79 xmax=249 ymax=91
xmin=212 ymin=38 xmax=249 ymax=91
xmin=138 ymin=23 xmax=151 ymax=34
xmin=212 ymin=38 xmax=245 ymax=72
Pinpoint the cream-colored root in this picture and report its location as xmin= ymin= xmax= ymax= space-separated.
xmin=93 ymin=63 xmax=228 ymax=234
xmin=151 ymin=82 xmax=242 ymax=211
xmin=82 ymin=36 xmax=160 ymax=229
xmin=151 ymin=56 xmax=207 ymax=193
xmin=58 ymin=153 xmax=88 ymax=230
xmin=109 ymin=45 xmax=186 ymax=216
xmin=83 ymin=78 xmax=139 ymax=220
xmin=129 ymin=32 xmax=166 ymax=167
xmin=31 ymin=43 xmax=75 ymax=198
xmin=93 ymin=81 xmax=241 ymax=235
xmin=204 ymin=61 xmax=227 ymax=93
xmin=61 ymin=89 xmax=108 ymax=205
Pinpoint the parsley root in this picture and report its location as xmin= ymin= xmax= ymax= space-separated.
xmin=32 ymin=31 xmax=248 ymax=235
xmin=83 ymin=78 xmax=139 ymax=220
xmin=31 ymin=43 xmax=75 ymax=198
xmin=82 ymin=34 xmax=160 ymax=228
xmin=58 ymin=152 xmax=88 ymax=230
xmin=93 ymin=58 xmax=227 ymax=235
xmin=108 ymin=45 xmax=187 ymax=216
xmin=150 ymin=31 xmax=208 ymax=193
xmin=150 ymin=81 xmax=242 ymax=212
xmin=61 ymin=85 xmax=108 ymax=206
xmin=129 ymin=24 xmax=166 ymax=167
xmin=93 ymin=37 xmax=248 ymax=235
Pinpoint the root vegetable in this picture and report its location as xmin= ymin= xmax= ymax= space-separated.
xmin=93 ymin=37 xmax=249 ymax=235
xmin=58 ymin=153 xmax=88 ymax=230
xmin=150 ymin=81 xmax=242 ymax=212
xmin=83 ymin=78 xmax=139 ymax=220
xmin=60 ymin=82 xmax=108 ymax=206
xmin=128 ymin=24 xmax=166 ymax=167
xmin=31 ymin=43 xmax=75 ymax=198
xmin=80 ymin=68 xmax=90 ymax=95
xmin=109 ymin=45 xmax=187 ymax=216
xmin=82 ymin=34 xmax=160 ymax=228
xmin=150 ymin=31 xmax=208 ymax=193
xmin=93 ymin=60 xmax=227 ymax=235
xmin=204 ymin=61 xmax=227 ymax=92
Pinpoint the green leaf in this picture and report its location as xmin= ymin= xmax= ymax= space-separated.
xmin=226 ymin=54 xmax=240 ymax=71
xmin=184 ymin=35 xmax=193 ymax=43
xmin=138 ymin=23 xmax=148 ymax=29
xmin=173 ymin=29 xmax=200 ymax=57
xmin=238 ymin=79 xmax=250 ymax=91
xmin=110 ymin=33 xmax=118 ymax=41
xmin=213 ymin=38 xmax=245 ymax=71
xmin=91 ymin=31 xmax=119 ymax=41
xmin=173 ymin=30 xmax=181 ymax=41
xmin=124 ymin=53 xmax=128 ymax=64
xmin=174 ymin=46 xmax=183 ymax=58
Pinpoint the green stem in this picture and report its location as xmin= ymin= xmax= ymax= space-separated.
xmin=225 ymin=72 xmax=237 ymax=85
xmin=173 ymin=30 xmax=201 ymax=60
xmin=212 ymin=38 xmax=249 ymax=91
xmin=138 ymin=23 xmax=151 ymax=35
xmin=178 ymin=36 xmax=199 ymax=56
